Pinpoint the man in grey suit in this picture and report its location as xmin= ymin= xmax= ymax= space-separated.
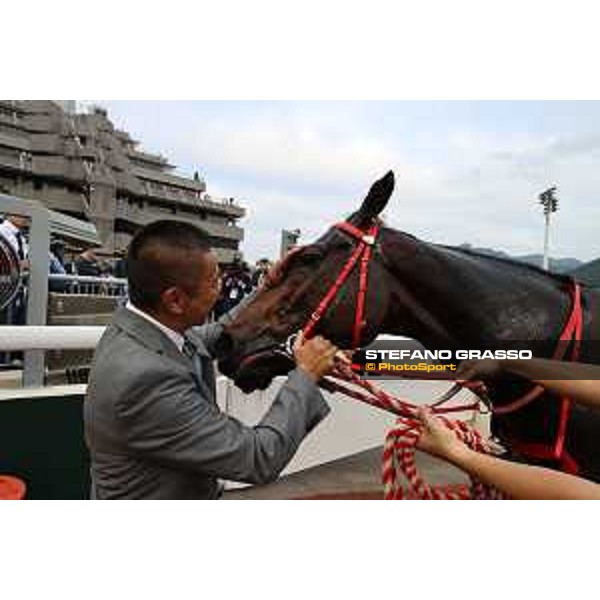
xmin=84 ymin=220 xmax=338 ymax=499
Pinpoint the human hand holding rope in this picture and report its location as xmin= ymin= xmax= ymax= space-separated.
xmin=293 ymin=331 xmax=341 ymax=382
xmin=415 ymin=407 xmax=470 ymax=463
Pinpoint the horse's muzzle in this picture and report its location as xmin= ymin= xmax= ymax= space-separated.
xmin=218 ymin=337 xmax=294 ymax=392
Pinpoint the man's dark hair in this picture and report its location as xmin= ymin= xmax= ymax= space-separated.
xmin=127 ymin=220 xmax=211 ymax=311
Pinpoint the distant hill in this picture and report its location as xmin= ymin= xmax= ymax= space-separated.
xmin=570 ymin=258 xmax=600 ymax=288
xmin=458 ymin=244 xmax=583 ymax=274
xmin=515 ymin=254 xmax=582 ymax=273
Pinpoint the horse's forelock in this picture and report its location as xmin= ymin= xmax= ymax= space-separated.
xmin=263 ymin=245 xmax=306 ymax=288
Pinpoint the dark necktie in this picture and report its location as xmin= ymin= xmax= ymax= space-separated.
xmin=182 ymin=337 xmax=216 ymax=396
xmin=15 ymin=231 xmax=24 ymax=260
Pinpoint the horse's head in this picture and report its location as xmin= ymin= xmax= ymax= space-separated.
xmin=219 ymin=171 xmax=398 ymax=392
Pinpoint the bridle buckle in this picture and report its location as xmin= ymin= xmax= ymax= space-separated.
xmin=362 ymin=235 xmax=375 ymax=246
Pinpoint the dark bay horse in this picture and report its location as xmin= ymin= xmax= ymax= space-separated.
xmin=219 ymin=171 xmax=600 ymax=481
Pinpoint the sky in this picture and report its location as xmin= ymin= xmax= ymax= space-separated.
xmin=97 ymin=101 xmax=600 ymax=263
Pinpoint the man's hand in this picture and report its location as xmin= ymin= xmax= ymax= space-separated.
xmin=293 ymin=331 xmax=339 ymax=382
xmin=416 ymin=407 xmax=469 ymax=463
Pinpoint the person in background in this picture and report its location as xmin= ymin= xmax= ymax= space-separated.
xmin=100 ymin=259 xmax=114 ymax=277
xmin=0 ymin=214 xmax=29 ymax=268
xmin=213 ymin=258 xmax=253 ymax=319
xmin=114 ymin=250 xmax=127 ymax=279
xmin=48 ymin=239 xmax=67 ymax=293
xmin=223 ymin=259 xmax=252 ymax=309
xmin=50 ymin=239 xmax=66 ymax=268
xmin=74 ymin=247 xmax=103 ymax=294
xmin=75 ymin=247 xmax=101 ymax=277
xmin=0 ymin=214 xmax=29 ymax=364
xmin=416 ymin=358 xmax=600 ymax=499
xmin=252 ymin=258 xmax=272 ymax=289
xmin=108 ymin=251 xmax=128 ymax=302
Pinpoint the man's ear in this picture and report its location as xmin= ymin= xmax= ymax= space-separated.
xmin=161 ymin=286 xmax=186 ymax=315
xmin=349 ymin=171 xmax=395 ymax=226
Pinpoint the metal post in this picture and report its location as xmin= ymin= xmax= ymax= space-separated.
xmin=0 ymin=194 xmax=50 ymax=386
xmin=538 ymin=186 xmax=558 ymax=272
xmin=23 ymin=206 xmax=50 ymax=386
xmin=542 ymin=210 xmax=550 ymax=271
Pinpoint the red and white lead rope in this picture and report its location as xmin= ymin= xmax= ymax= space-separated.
xmin=324 ymin=363 xmax=507 ymax=500
xmin=382 ymin=416 xmax=506 ymax=500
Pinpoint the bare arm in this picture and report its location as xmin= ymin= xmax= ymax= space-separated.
xmin=417 ymin=408 xmax=600 ymax=499
xmin=451 ymin=445 xmax=600 ymax=500
xmin=458 ymin=358 xmax=600 ymax=411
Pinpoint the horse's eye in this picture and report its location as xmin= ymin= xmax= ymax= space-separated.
xmin=276 ymin=305 xmax=288 ymax=318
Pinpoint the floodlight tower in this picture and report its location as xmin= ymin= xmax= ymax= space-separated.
xmin=538 ymin=186 xmax=559 ymax=271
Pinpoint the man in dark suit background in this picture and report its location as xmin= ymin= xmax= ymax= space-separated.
xmin=84 ymin=220 xmax=337 ymax=499
xmin=0 ymin=214 xmax=29 ymax=365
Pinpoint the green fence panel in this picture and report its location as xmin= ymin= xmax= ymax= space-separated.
xmin=0 ymin=394 xmax=89 ymax=499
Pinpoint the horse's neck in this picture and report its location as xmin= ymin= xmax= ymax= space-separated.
xmin=380 ymin=230 xmax=571 ymax=349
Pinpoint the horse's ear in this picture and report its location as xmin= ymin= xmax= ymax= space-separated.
xmin=353 ymin=171 xmax=395 ymax=225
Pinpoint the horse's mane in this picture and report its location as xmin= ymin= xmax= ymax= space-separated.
xmin=379 ymin=223 xmax=574 ymax=286
xmin=437 ymin=242 xmax=575 ymax=286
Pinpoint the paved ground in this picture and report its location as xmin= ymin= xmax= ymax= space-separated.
xmin=224 ymin=446 xmax=470 ymax=499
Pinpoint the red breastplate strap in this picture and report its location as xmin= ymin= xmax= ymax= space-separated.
xmin=302 ymin=221 xmax=380 ymax=348
xmin=505 ymin=282 xmax=583 ymax=474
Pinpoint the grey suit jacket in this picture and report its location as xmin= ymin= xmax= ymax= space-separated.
xmin=84 ymin=307 xmax=330 ymax=499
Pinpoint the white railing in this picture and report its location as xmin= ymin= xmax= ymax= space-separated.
xmin=49 ymin=274 xmax=127 ymax=286
xmin=0 ymin=326 xmax=105 ymax=350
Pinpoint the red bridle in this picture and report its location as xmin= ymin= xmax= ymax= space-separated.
xmin=301 ymin=220 xmax=381 ymax=348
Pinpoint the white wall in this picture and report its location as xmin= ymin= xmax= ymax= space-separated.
xmin=217 ymin=375 xmax=483 ymax=484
